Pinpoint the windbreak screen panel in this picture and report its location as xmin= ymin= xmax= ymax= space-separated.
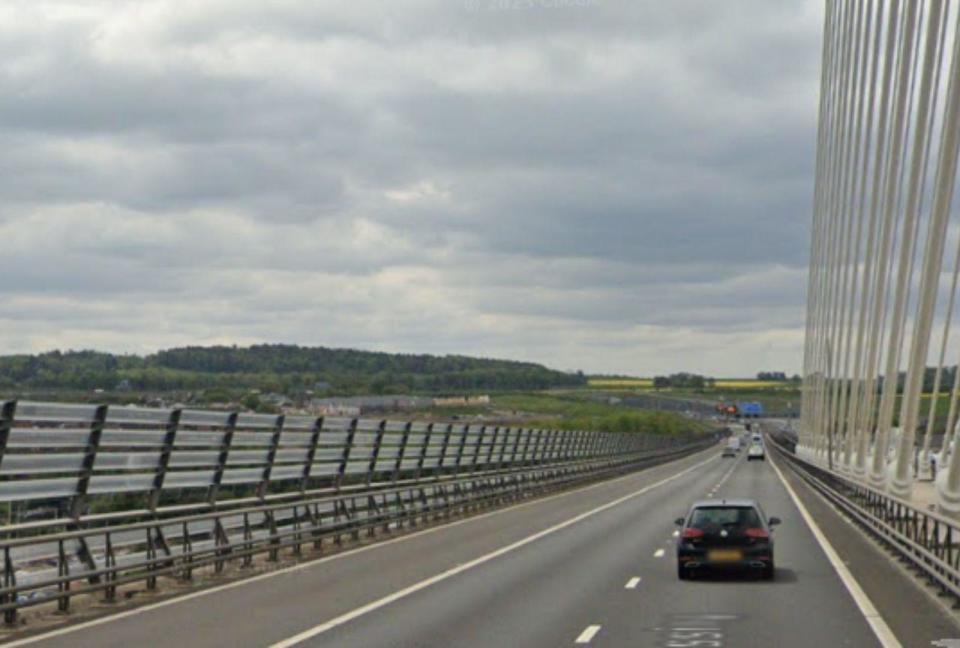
xmin=0 ymin=402 xmax=681 ymax=511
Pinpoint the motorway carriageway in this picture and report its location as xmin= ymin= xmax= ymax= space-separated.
xmin=8 ymin=441 xmax=960 ymax=647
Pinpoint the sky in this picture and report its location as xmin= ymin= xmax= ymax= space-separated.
xmin=0 ymin=0 xmax=824 ymax=376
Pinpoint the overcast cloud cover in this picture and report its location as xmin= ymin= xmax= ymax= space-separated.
xmin=0 ymin=0 xmax=822 ymax=376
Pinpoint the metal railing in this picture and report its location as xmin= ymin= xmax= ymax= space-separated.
xmin=768 ymin=431 xmax=960 ymax=603
xmin=0 ymin=401 xmax=715 ymax=624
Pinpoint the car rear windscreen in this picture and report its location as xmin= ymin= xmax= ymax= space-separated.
xmin=689 ymin=507 xmax=761 ymax=531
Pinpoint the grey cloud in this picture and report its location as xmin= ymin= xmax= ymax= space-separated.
xmin=0 ymin=0 xmax=822 ymax=375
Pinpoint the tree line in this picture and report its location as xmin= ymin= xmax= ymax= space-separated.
xmin=0 ymin=345 xmax=587 ymax=395
xmin=652 ymin=373 xmax=715 ymax=390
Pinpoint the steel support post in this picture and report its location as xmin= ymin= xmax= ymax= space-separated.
xmin=453 ymin=425 xmax=469 ymax=477
xmin=485 ymin=425 xmax=500 ymax=467
xmin=72 ymin=404 xmax=108 ymax=519
xmin=497 ymin=427 xmax=512 ymax=469
xmin=258 ymin=414 xmax=286 ymax=499
xmin=393 ymin=421 xmax=413 ymax=482
xmin=436 ymin=423 xmax=454 ymax=476
xmin=366 ymin=420 xmax=387 ymax=487
xmin=208 ymin=412 xmax=239 ymax=505
xmin=415 ymin=423 xmax=433 ymax=480
xmin=470 ymin=425 xmax=487 ymax=472
xmin=149 ymin=408 xmax=182 ymax=511
xmin=336 ymin=418 xmax=359 ymax=490
xmin=301 ymin=416 xmax=325 ymax=492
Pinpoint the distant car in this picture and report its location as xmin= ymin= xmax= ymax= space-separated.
xmin=675 ymin=499 xmax=780 ymax=580
xmin=752 ymin=433 xmax=762 ymax=443
xmin=748 ymin=444 xmax=765 ymax=461
xmin=722 ymin=446 xmax=737 ymax=458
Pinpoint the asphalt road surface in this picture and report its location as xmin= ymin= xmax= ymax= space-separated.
xmin=10 ymin=442 xmax=960 ymax=648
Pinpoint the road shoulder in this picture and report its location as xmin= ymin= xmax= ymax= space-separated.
xmin=774 ymin=453 xmax=960 ymax=647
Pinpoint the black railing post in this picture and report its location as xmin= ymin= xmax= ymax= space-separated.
xmin=393 ymin=422 xmax=413 ymax=482
xmin=208 ymin=412 xmax=238 ymax=505
xmin=553 ymin=429 xmax=565 ymax=463
xmin=567 ymin=431 xmax=579 ymax=460
xmin=602 ymin=433 xmax=614 ymax=458
xmin=595 ymin=433 xmax=607 ymax=459
xmin=367 ymin=420 xmax=387 ymax=486
xmin=453 ymin=425 xmax=470 ymax=476
xmin=509 ymin=427 xmax=524 ymax=468
xmin=601 ymin=434 xmax=614 ymax=459
xmin=336 ymin=418 xmax=358 ymax=490
xmin=0 ymin=401 xmax=15 ymax=472
xmin=577 ymin=431 xmax=590 ymax=459
xmin=586 ymin=433 xmax=602 ymax=459
xmin=520 ymin=428 xmax=534 ymax=466
xmin=531 ymin=428 xmax=545 ymax=464
xmin=3 ymin=547 xmax=15 ymax=625
xmin=546 ymin=429 xmax=556 ymax=463
xmin=470 ymin=425 xmax=487 ymax=472
xmin=258 ymin=414 xmax=286 ymax=499
xmin=485 ymin=425 xmax=500 ymax=468
xmin=148 ymin=408 xmax=181 ymax=512
xmin=557 ymin=430 xmax=571 ymax=460
xmin=415 ymin=423 xmax=433 ymax=480
xmin=301 ymin=416 xmax=324 ymax=492
xmin=0 ymin=400 xmax=13 ymax=614
xmin=72 ymin=404 xmax=108 ymax=519
xmin=497 ymin=427 xmax=512 ymax=469
xmin=436 ymin=423 xmax=454 ymax=476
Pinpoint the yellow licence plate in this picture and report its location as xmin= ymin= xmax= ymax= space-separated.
xmin=708 ymin=549 xmax=743 ymax=562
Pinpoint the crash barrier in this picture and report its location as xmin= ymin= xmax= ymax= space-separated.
xmin=0 ymin=401 xmax=715 ymax=622
xmin=768 ymin=432 xmax=960 ymax=604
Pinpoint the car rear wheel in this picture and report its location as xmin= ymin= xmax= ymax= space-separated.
xmin=678 ymin=563 xmax=690 ymax=580
xmin=762 ymin=562 xmax=775 ymax=580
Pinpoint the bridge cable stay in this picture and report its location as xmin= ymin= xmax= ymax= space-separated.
xmin=799 ymin=0 xmax=960 ymax=513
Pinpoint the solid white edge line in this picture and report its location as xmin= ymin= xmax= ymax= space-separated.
xmin=768 ymin=452 xmax=901 ymax=648
xmin=266 ymin=453 xmax=719 ymax=648
xmin=5 ymin=447 xmax=721 ymax=648
xmin=624 ymin=577 xmax=641 ymax=589
xmin=575 ymin=624 xmax=602 ymax=644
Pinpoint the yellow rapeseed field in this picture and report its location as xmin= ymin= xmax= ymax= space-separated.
xmin=588 ymin=378 xmax=789 ymax=390
xmin=587 ymin=378 xmax=654 ymax=388
xmin=713 ymin=380 xmax=785 ymax=389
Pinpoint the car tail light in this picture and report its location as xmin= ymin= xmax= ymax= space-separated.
xmin=682 ymin=528 xmax=704 ymax=540
xmin=745 ymin=528 xmax=769 ymax=539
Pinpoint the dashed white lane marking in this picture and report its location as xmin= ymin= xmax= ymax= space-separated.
xmin=654 ymin=548 xmax=665 ymax=558
xmin=575 ymin=625 xmax=602 ymax=644
xmin=713 ymin=456 xmax=740 ymax=492
xmin=625 ymin=577 xmax=642 ymax=589
xmin=265 ymin=454 xmax=720 ymax=648
xmin=768 ymin=452 xmax=901 ymax=648
xmin=672 ymin=530 xmax=679 ymax=537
